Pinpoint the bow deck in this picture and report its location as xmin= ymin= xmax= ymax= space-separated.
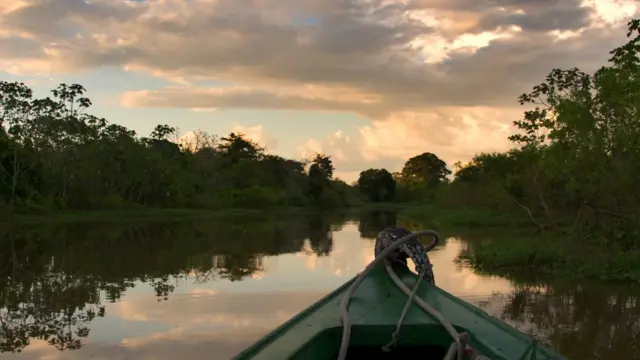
xmin=233 ymin=263 xmax=565 ymax=360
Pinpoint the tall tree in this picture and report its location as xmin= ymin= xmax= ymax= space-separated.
xmin=357 ymin=168 xmax=396 ymax=202
xmin=307 ymin=154 xmax=334 ymax=201
xmin=401 ymin=152 xmax=451 ymax=187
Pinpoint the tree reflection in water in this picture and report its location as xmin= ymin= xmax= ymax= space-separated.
xmin=0 ymin=211 xmax=349 ymax=353
xmin=480 ymin=280 xmax=640 ymax=359
xmin=2 ymin=211 xmax=639 ymax=360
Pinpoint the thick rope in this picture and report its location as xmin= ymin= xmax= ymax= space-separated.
xmin=384 ymin=258 xmax=464 ymax=360
xmin=337 ymin=230 xmax=444 ymax=360
xmin=338 ymin=229 xmax=492 ymax=360
xmin=380 ymin=259 xmax=427 ymax=352
xmin=385 ymin=261 xmax=492 ymax=360
xmin=375 ymin=226 xmax=436 ymax=284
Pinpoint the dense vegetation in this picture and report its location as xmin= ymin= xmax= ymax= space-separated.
xmin=0 ymin=84 xmax=365 ymax=214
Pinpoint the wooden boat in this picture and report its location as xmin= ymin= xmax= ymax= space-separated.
xmin=233 ymin=230 xmax=566 ymax=360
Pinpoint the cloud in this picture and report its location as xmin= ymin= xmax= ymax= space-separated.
xmin=231 ymin=123 xmax=279 ymax=151
xmin=3 ymin=0 xmax=635 ymax=106
xmin=425 ymin=0 xmax=594 ymax=35
xmin=120 ymin=85 xmax=385 ymax=118
xmin=1 ymin=0 xmax=639 ymax=174
xmin=115 ymin=22 xmax=628 ymax=111
xmin=295 ymin=129 xmax=406 ymax=181
xmin=357 ymin=108 xmax=518 ymax=164
xmin=190 ymin=107 xmax=217 ymax=113
xmin=296 ymin=130 xmax=370 ymax=167
xmin=296 ymin=107 xmax=521 ymax=181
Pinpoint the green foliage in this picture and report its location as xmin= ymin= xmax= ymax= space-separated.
xmin=304 ymin=153 xmax=346 ymax=206
xmin=401 ymin=152 xmax=451 ymax=187
xmin=457 ymin=235 xmax=640 ymax=282
xmin=357 ymin=168 xmax=396 ymax=202
xmin=391 ymin=152 xmax=451 ymax=203
xmin=0 ymin=84 xmax=359 ymax=213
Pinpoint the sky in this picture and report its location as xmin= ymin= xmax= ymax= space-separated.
xmin=0 ymin=0 xmax=638 ymax=182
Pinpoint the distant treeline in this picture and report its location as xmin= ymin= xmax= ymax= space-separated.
xmin=0 ymin=82 xmax=367 ymax=212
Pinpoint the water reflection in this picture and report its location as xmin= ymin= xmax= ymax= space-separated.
xmin=1 ymin=210 xmax=639 ymax=360
xmin=480 ymin=282 xmax=640 ymax=359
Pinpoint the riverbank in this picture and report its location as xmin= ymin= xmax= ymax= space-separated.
xmin=4 ymin=202 xmax=513 ymax=226
xmin=2 ymin=202 xmax=410 ymax=224
xmin=8 ymin=203 xmax=640 ymax=283
xmin=3 ymin=202 xmax=529 ymax=226
xmin=3 ymin=208 xmax=233 ymax=224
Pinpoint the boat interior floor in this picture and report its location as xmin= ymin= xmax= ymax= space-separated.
xmin=335 ymin=345 xmax=448 ymax=360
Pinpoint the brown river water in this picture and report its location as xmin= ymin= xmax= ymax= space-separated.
xmin=1 ymin=210 xmax=639 ymax=360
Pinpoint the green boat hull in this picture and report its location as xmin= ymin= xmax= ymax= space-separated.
xmin=233 ymin=263 xmax=565 ymax=360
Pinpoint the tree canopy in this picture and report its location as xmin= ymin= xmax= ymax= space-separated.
xmin=357 ymin=168 xmax=396 ymax=202
xmin=401 ymin=152 xmax=451 ymax=186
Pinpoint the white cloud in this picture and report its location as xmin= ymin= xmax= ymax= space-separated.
xmin=296 ymin=131 xmax=358 ymax=162
xmin=231 ymin=123 xmax=279 ymax=151
xmin=295 ymin=107 xmax=520 ymax=181
xmin=295 ymin=130 xmax=403 ymax=181
xmin=359 ymin=108 xmax=517 ymax=164
xmin=585 ymin=0 xmax=639 ymax=26
xmin=191 ymin=107 xmax=217 ymax=112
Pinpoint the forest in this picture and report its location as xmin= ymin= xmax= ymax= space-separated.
xmin=2 ymin=18 xmax=640 ymax=254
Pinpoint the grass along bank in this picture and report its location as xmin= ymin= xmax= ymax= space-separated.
xmin=456 ymin=235 xmax=640 ymax=283
xmin=398 ymin=205 xmax=640 ymax=283
xmin=398 ymin=204 xmax=534 ymax=229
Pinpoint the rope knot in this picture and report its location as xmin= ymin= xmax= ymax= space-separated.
xmin=375 ymin=226 xmax=435 ymax=285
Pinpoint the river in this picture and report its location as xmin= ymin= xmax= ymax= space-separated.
xmin=1 ymin=210 xmax=639 ymax=360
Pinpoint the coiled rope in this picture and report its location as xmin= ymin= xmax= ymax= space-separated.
xmin=337 ymin=229 xmax=490 ymax=360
